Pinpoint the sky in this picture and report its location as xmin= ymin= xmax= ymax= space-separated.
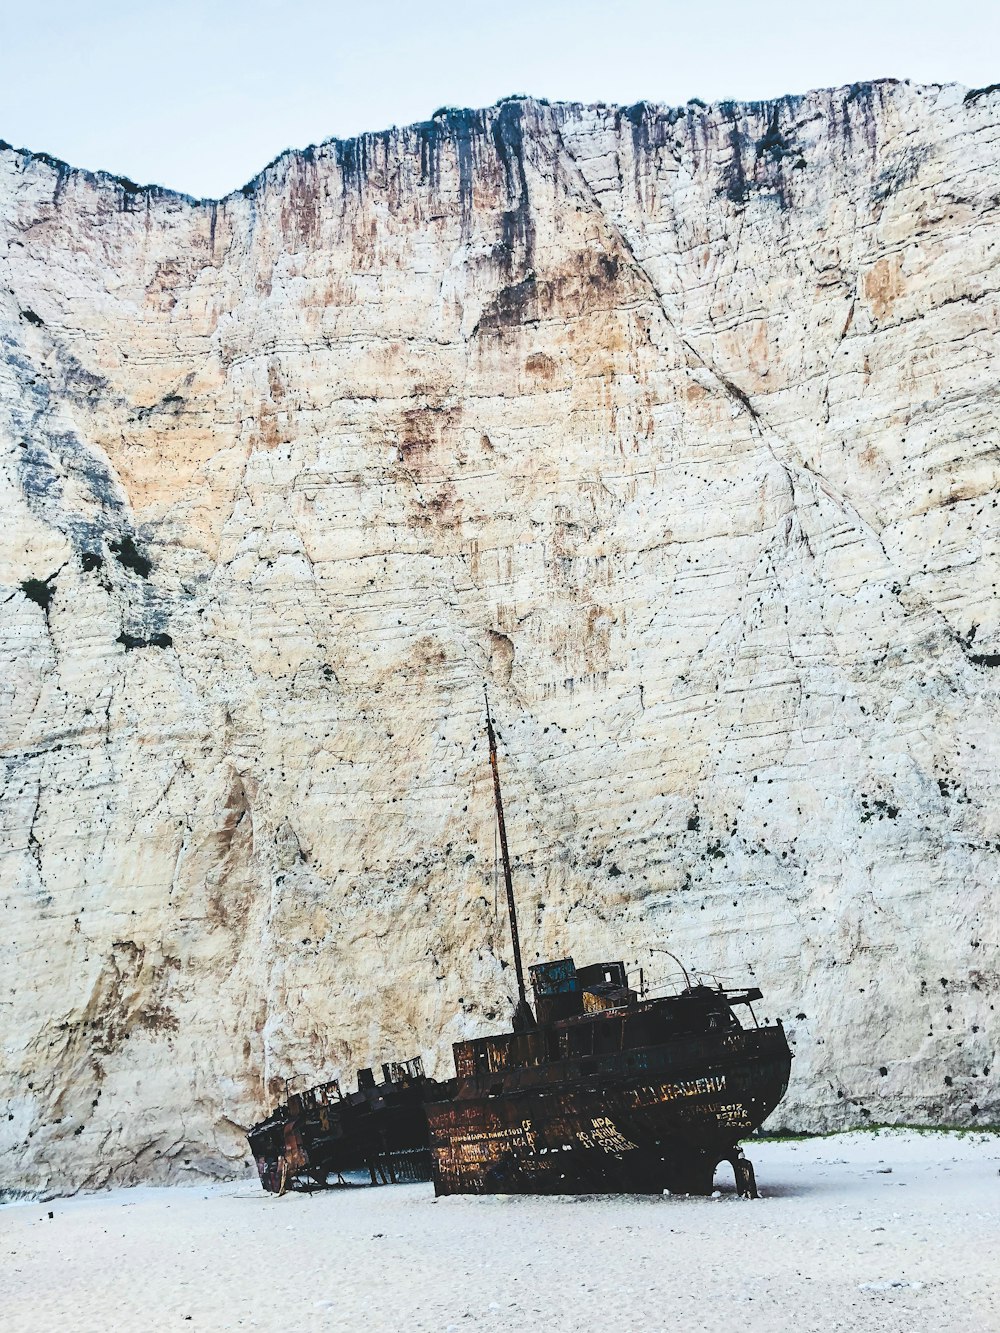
xmin=1 ymin=0 xmax=997 ymax=199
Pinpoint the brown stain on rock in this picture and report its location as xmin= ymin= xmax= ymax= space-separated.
xmin=67 ymin=942 xmax=183 ymax=1057
xmin=267 ymin=359 xmax=286 ymax=402
xmin=525 ymin=351 xmax=556 ymax=380
xmin=863 ymin=254 xmax=905 ymax=322
xmin=397 ymin=399 xmax=462 ymax=478
xmin=476 ymin=248 xmax=634 ymax=338
xmin=395 ymin=394 xmax=466 ymax=532
xmin=487 ymin=628 xmax=515 ymax=685
xmin=203 ymin=773 xmax=257 ymax=930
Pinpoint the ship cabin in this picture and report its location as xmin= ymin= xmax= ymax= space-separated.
xmin=452 ymin=956 xmax=764 ymax=1080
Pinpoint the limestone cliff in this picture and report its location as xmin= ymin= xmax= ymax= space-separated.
xmin=1 ymin=79 xmax=998 ymax=1192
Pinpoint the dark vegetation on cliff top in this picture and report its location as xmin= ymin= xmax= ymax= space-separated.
xmin=1 ymin=79 xmax=987 ymax=208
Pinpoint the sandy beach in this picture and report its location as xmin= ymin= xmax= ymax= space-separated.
xmin=2 ymin=1131 xmax=997 ymax=1332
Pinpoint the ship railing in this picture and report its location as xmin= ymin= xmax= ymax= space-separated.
xmin=284 ymin=1076 xmax=344 ymax=1111
xmin=381 ymin=1056 xmax=426 ymax=1085
xmin=453 ymin=1012 xmax=787 ymax=1082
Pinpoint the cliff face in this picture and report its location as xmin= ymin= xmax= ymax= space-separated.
xmin=2 ymin=80 xmax=998 ymax=1192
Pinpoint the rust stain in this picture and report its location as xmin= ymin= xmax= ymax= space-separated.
xmin=525 ymin=351 xmax=557 ymax=380
xmin=863 ymin=254 xmax=905 ymax=322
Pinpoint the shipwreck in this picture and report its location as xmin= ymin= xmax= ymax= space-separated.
xmin=247 ymin=693 xmax=792 ymax=1196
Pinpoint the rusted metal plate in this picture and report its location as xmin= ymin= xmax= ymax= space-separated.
xmin=426 ymin=1012 xmax=791 ymax=1196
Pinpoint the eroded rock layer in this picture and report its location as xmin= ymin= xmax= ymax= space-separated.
xmin=1 ymin=80 xmax=998 ymax=1191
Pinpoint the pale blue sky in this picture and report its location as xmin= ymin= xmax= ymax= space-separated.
xmin=1 ymin=0 xmax=996 ymax=199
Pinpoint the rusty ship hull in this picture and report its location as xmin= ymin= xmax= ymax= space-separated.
xmin=426 ymin=992 xmax=792 ymax=1196
xmin=248 ymin=1060 xmax=434 ymax=1193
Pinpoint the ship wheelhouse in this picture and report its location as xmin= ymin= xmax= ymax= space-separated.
xmin=451 ymin=956 xmax=768 ymax=1080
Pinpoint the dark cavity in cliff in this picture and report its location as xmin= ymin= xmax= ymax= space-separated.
xmin=118 ymin=631 xmax=172 ymax=651
xmin=21 ymin=575 xmax=56 ymax=615
xmin=109 ymin=534 xmax=152 ymax=578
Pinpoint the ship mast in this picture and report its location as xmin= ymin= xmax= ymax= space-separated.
xmin=484 ymin=686 xmax=534 ymax=1031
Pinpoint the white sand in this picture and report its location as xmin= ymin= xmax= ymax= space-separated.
xmin=2 ymin=1131 xmax=997 ymax=1333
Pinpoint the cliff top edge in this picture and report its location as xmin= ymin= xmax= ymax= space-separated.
xmin=1 ymin=78 xmax=995 ymax=209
